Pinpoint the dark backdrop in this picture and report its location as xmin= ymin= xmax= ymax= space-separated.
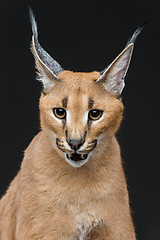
xmin=0 ymin=0 xmax=160 ymax=239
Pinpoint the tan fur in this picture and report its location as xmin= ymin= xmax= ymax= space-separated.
xmin=0 ymin=70 xmax=136 ymax=239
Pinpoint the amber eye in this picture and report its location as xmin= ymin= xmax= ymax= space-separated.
xmin=88 ymin=109 xmax=103 ymax=120
xmin=53 ymin=108 xmax=66 ymax=119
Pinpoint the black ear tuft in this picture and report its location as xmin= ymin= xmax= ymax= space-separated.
xmin=29 ymin=8 xmax=65 ymax=91
xmin=126 ymin=20 xmax=147 ymax=46
xmin=29 ymin=8 xmax=38 ymax=43
xmin=29 ymin=8 xmax=64 ymax=76
xmin=98 ymin=22 xmax=146 ymax=96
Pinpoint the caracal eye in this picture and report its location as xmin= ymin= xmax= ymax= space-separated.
xmin=88 ymin=109 xmax=103 ymax=121
xmin=53 ymin=108 xmax=66 ymax=119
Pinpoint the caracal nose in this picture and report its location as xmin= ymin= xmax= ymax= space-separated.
xmin=68 ymin=138 xmax=84 ymax=151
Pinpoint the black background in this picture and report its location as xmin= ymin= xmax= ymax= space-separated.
xmin=0 ymin=0 xmax=160 ymax=239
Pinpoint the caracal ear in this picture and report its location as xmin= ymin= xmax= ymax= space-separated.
xmin=97 ymin=25 xmax=145 ymax=97
xmin=29 ymin=8 xmax=64 ymax=91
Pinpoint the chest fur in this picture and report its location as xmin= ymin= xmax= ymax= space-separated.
xmin=73 ymin=213 xmax=106 ymax=240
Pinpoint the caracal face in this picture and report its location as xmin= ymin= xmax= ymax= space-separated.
xmin=29 ymin=10 xmax=143 ymax=168
xmin=39 ymin=71 xmax=123 ymax=167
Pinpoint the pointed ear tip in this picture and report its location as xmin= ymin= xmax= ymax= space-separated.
xmin=128 ymin=42 xmax=134 ymax=46
xmin=126 ymin=42 xmax=134 ymax=49
xmin=124 ymin=43 xmax=134 ymax=53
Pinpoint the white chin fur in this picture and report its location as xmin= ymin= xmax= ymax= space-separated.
xmin=65 ymin=154 xmax=89 ymax=168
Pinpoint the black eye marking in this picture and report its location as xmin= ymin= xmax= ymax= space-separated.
xmin=65 ymin=130 xmax=68 ymax=138
xmin=62 ymin=119 xmax=66 ymax=129
xmin=88 ymin=98 xmax=94 ymax=109
xmin=84 ymin=131 xmax=87 ymax=139
xmin=87 ymin=119 xmax=91 ymax=130
xmin=62 ymin=97 xmax=68 ymax=108
xmin=41 ymin=90 xmax=47 ymax=96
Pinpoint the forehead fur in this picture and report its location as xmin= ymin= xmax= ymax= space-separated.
xmin=44 ymin=70 xmax=111 ymax=104
xmin=56 ymin=70 xmax=106 ymax=98
xmin=55 ymin=71 xmax=117 ymax=103
xmin=57 ymin=70 xmax=101 ymax=82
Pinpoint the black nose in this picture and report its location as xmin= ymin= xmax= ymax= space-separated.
xmin=68 ymin=138 xmax=84 ymax=151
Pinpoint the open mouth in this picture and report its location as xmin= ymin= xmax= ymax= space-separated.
xmin=66 ymin=153 xmax=88 ymax=162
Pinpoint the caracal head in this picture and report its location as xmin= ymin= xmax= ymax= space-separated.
xmin=29 ymin=9 xmax=143 ymax=167
xmin=39 ymin=71 xmax=123 ymax=167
